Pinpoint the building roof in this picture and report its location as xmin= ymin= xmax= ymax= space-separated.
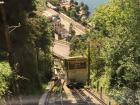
xmin=65 ymin=56 xmax=87 ymax=60
xmin=52 ymin=40 xmax=70 ymax=59
xmin=43 ymin=8 xmax=59 ymax=17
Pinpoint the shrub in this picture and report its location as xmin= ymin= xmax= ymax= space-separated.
xmin=0 ymin=62 xmax=12 ymax=98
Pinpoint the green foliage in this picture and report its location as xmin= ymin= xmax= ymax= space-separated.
xmin=89 ymin=0 xmax=140 ymax=104
xmin=70 ymin=0 xmax=74 ymax=5
xmin=60 ymin=6 xmax=67 ymax=14
xmin=0 ymin=50 xmax=7 ymax=60
xmin=12 ymin=14 xmax=54 ymax=94
xmin=58 ymin=0 xmax=89 ymax=24
xmin=69 ymin=23 xmax=76 ymax=36
xmin=69 ymin=9 xmax=77 ymax=20
xmin=25 ymin=14 xmax=54 ymax=83
xmin=38 ymin=50 xmax=53 ymax=83
xmin=70 ymin=35 xmax=87 ymax=56
xmin=35 ymin=0 xmax=46 ymax=11
xmin=80 ymin=2 xmax=84 ymax=7
xmin=49 ymin=0 xmax=61 ymax=6
xmin=0 ymin=62 xmax=12 ymax=98
xmin=0 ymin=0 xmax=54 ymax=95
xmin=26 ymin=14 xmax=54 ymax=53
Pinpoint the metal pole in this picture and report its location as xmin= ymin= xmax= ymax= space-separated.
xmin=87 ymin=41 xmax=90 ymax=86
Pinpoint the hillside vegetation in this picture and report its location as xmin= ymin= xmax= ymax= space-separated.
xmin=0 ymin=0 xmax=140 ymax=105
xmin=71 ymin=0 xmax=140 ymax=104
xmin=0 ymin=62 xmax=11 ymax=98
xmin=90 ymin=0 xmax=140 ymax=104
xmin=0 ymin=0 xmax=54 ymax=96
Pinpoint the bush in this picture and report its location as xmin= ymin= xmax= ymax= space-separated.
xmin=0 ymin=62 xmax=12 ymax=98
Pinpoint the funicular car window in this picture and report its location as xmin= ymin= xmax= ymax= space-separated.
xmin=69 ymin=61 xmax=86 ymax=70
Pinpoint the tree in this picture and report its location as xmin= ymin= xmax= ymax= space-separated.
xmin=75 ymin=6 xmax=80 ymax=13
xmin=69 ymin=9 xmax=77 ymax=20
xmin=69 ymin=23 xmax=75 ymax=36
xmin=50 ymin=0 xmax=61 ymax=6
xmin=27 ymin=14 xmax=54 ymax=83
xmin=70 ymin=35 xmax=87 ymax=56
xmin=80 ymin=2 xmax=84 ymax=7
xmin=70 ymin=0 xmax=74 ymax=5
xmin=60 ymin=6 xmax=67 ymax=14
xmin=90 ymin=0 xmax=140 ymax=104
xmin=82 ymin=4 xmax=89 ymax=17
xmin=0 ymin=0 xmax=54 ymax=95
xmin=74 ymin=1 xmax=78 ymax=6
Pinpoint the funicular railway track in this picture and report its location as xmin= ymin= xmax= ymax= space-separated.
xmin=43 ymin=67 xmax=107 ymax=105
xmin=58 ymin=80 xmax=65 ymax=105
xmin=45 ymin=85 xmax=107 ymax=105
xmin=45 ymin=79 xmax=59 ymax=105
xmin=73 ymin=88 xmax=91 ymax=105
xmin=83 ymin=88 xmax=107 ymax=105
xmin=45 ymin=79 xmax=65 ymax=105
xmin=47 ymin=43 xmax=108 ymax=105
xmin=69 ymin=87 xmax=108 ymax=105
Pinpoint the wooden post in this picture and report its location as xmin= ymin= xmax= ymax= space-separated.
xmin=100 ymin=86 xmax=103 ymax=99
xmin=109 ymin=101 xmax=111 ymax=105
xmin=87 ymin=41 xmax=90 ymax=86
xmin=97 ymin=81 xmax=99 ymax=92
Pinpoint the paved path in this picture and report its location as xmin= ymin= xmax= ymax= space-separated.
xmin=59 ymin=13 xmax=86 ymax=35
xmin=43 ymin=8 xmax=87 ymax=35
xmin=52 ymin=40 xmax=70 ymax=59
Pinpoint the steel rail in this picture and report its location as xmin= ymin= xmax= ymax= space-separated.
xmin=84 ymin=88 xmax=107 ymax=105
xmin=45 ymin=79 xmax=60 ymax=105
xmin=73 ymin=88 xmax=90 ymax=105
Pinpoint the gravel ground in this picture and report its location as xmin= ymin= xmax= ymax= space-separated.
xmin=5 ymin=96 xmax=40 ymax=105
